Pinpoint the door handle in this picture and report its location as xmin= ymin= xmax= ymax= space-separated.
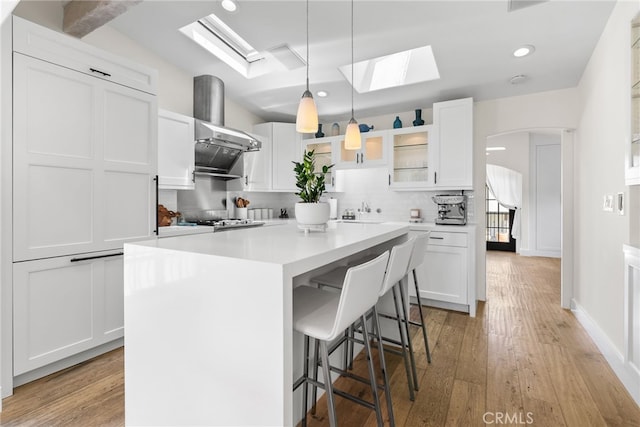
xmin=70 ymin=252 xmax=123 ymax=262
xmin=153 ymin=175 xmax=158 ymax=235
xmin=429 ymin=236 xmax=444 ymax=240
xmin=89 ymin=67 xmax=112 ymax=77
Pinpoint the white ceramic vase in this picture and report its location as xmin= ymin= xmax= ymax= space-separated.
xmin=295 ymin=202 xmax=330 ymax=229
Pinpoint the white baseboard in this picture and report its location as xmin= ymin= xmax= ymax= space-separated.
xmin=520 ymin=249 xmax=561 ymax=258
xmin=571 ymin=299 xmax=640 ymax=406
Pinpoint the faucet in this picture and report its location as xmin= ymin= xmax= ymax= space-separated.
xmin=359 ymin=201 xmax=371 ymax=217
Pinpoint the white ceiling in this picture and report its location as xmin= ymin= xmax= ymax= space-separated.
xmin=108 ymin=0 xmax=615 ymax=123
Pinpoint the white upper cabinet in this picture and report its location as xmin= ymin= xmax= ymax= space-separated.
xmin=271 ymin=123 xmax=301 ymax=190
xmin=247 ymin=123 xmax=300 ymax=192
xmin=158 ymin=109 xmax=195 ymax=190
xmin=13 ymin=16 xmax=157 ymax=94
xmin=336 ymin=130 xmax=387 ymax=169
xmin=431 ymin=97 xmax=474 ymax=189
xmin=13 ymin=51 xmax=157 ymax=261
xmin=388 ymin=125 xmax=432 ymax=189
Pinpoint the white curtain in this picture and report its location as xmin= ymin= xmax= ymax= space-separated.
xmin=486 ymin=164 xmax=522 ymax=240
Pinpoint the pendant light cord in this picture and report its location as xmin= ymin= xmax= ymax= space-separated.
xmin=350 ymin=0 xmax=354 ymax=118
xmin=306 ymin=0 xmax=310 ymax=91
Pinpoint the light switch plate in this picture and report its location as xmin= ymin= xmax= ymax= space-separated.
xmin=603 ymin=194 xmax=614 ymax=212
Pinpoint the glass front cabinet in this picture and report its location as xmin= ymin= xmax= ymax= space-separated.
xmin=388 ymin=125 xmax=432 ymax=189
xmin=337 ymin=130 xmax=386 ymax=168
xmin=302 ymin=137 xmax=336 ymax=191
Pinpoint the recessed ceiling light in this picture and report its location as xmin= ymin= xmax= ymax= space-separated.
xmin=510 ymin=74 xmax=528 ymax=84
xmin=317 ymin=90 xmax=328 ymax=97
xmin=486 ymin=146 xmax=506 ymax=151
xmin=513 ymin=45 xmax=535 ymax=58
xmin=221 ymin=0 xmax=238 ymax=13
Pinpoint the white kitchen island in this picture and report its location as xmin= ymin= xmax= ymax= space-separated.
xmin=123 ymin=221 xmax=409 ymax=426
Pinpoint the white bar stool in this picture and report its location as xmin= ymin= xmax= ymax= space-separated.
xmin=311 ymin=238 xmax=419 ymax=401
xmin=407 ymin=232 xmax=432 ymax=364
xmin=293 ymin=251 xmax=392 ymax=427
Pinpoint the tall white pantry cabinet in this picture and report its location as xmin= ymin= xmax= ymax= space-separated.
xmin=9 ymin=17 xmax=158 ymax=384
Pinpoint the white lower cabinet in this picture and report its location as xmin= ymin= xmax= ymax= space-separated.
xmin=13 ymin=251 xmax=124 ymax=375
xmin=409 ymin=228 xmax=476 ymax=316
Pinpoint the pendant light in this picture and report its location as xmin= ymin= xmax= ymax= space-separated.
xmin=344 ymin=0 xmax=361 ymax=150
xmin=295 ymin=0 xmax=319 ymax=133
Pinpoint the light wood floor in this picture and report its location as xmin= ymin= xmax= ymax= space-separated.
xmin=1 ymin=251 xmax=639 ymax=426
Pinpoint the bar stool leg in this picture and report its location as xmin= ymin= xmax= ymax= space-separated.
xmin=361 ymin=314 xmax=384 ymax=427
xmin=397 ymin=281 xmax=419 ymax=391
xmin=302 ymin=335 xmax=310 ymax=427
xmin=311 ymin=339 xmax=320 ymax=415
xmin=413 ymin=268 xmax=432 ymax=363
xmin=372 ymin=306 xmax=396 ymax=427
xmin=319 ymin=340 xmax=338 ymax=427
xmin=348 ymin=322 xmax=357 ymax=370
xmin=391 ymin=284 xmax=415 ymax=401
xmin=342 ymin=328 xmax=350 ymax=371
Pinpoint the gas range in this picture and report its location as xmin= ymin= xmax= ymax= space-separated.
xmin=193 ymin=218 xmax=265 ymax=232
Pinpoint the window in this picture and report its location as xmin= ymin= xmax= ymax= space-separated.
xmin=486 ymin=185 xmax=516 ymax=251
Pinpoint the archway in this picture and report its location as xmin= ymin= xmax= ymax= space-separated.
xmin=479 ymin=128 xmax=574 ymax=309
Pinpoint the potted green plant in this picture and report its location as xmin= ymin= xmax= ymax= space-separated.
xmin=293 ymin=150 xmax=334 ymax=229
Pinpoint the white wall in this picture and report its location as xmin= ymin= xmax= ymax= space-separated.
xmin=574 ymin=0 xmax=638 ymax=357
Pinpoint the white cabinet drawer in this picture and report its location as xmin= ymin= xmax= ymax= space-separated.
xmin=427 ymin=231 xmax=468 ymax=247
xmin=13 ymin=251 xmax=124 ymax=375
xmin=13 ymin=16 xmax=157 ymax=94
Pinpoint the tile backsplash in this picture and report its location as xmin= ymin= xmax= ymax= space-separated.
xmin=227 ymin=167 xmax=475 ymax=223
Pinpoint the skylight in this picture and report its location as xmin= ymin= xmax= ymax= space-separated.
xmin=180 ymin=13 xmax=269 ymax=78
xmin=339 ymin=45 xmax=440 ymax=93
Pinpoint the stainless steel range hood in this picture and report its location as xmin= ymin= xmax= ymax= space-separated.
xmin=193 ymin=75 xmax=261 ymax=179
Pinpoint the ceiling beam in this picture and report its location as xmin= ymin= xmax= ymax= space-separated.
xmin=63 ymin=0 xmax=142 ymax=38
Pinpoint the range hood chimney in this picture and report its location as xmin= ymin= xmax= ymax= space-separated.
xmin=193 ymin=75 xmax=261 ymax=180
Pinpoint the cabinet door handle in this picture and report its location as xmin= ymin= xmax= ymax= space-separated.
xmin=192 ymin=170 xmax=195 ymax=183
xmin=388 ymin=174 xmax=391 ymax=186
xmin=429 ymin=236 xmax=444 ymax=240
xmin=89 ymin=67 xmax=112 ymax=77
xmin=245 ymin=175 xmax=248 ymax=186
xmin=434 ymin=171 xmax=437 ymax=184
xmin=70 ymin=252 xmax=123 ymax=263
xmin=153 ymin=175 xmax=159 ymax=235
xmin=332 ymin=176 xmax=335 ymax=187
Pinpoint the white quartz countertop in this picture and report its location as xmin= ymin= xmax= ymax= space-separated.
xmin=129 ymin=222 xmax=409 ymax=272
